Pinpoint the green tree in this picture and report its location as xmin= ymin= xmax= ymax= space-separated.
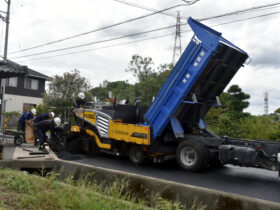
xmin=90 ymin=55 xmax=173 ymax=106
xmin=274 ymin=107 xmax=280 ymax=114
xmin=205 ymin=85 xmax=250 ymax=137
xmin=44 ymin=69 xmax=91 ymax=116
xmin=126 ymin=55 xmax=173 ymax=106
xmin=221 ymin=85 xmax=250 ymax=119
xmin=125 ymin=55 xmax=155 ymax=82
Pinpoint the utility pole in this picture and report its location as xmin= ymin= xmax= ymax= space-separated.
xmin=0 ymin=0 xmax=11 ymax=130
xmin=172 ymin=11 xmax=182 ymax=65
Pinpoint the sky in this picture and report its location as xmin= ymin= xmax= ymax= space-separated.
xmin=0 ymin=0 xmax=279 ymax=115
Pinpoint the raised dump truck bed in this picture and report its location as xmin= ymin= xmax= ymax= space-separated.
xmin=145 ymin=17 xmax=248 ymax=139
xmin=145 ymin=18 xmax=248 ymax=139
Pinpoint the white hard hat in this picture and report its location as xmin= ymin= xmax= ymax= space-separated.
xmin=50 ymin=112 xmax=55 ymax=118
xmin=78 ymin=92 xmax=85 ymax=100
xmin=31 ymin=108 xmax=36 ymax=115
xmin=54 ymin=117 xmax=61 ymax=126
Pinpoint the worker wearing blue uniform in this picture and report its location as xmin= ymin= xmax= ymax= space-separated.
xmin=18 ymin=108 xmax=36 ymax=132
xmin=33 ymin=112 xmax=55 ymax=145
xmin=34 ymin=117 xmax=61 ymax=151
xmin=33 ymin=112 xmax=55 ymax=123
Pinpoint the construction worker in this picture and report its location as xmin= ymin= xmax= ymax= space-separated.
xmin=34 ymin=117 xmax=61 ymax=151
xmin=33 ymin=112 xmax=55 ymax=123
xmin=33 ymin=112 xmax=55 ymax=145
xmin=18 ymin=108 xmax=36 ymax=132
xmin=75 ymin=92 xmax=86 ymax=108
xmin=75 ymin=92 xmax=92 ymax=108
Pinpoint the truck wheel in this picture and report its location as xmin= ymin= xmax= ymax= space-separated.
xmin=129 ymin=145 xmax=145 ymax=165
xmin=14 ymin=136 xmax=23 ymax=146
xmin=176 ymin=141 xmax=207 ymax=171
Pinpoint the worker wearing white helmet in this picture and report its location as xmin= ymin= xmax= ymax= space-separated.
xmin=75 ymin=92 xmax=87 ymax=108
xmin=18 ymin=108 xmax=36 ymax=133
xmin=78 ymin=92 xmax=85 ymax=100
xmin=54 ymin=117 xmax=61 ymax=126
xmin=33 ymin=117 xmax=61 ymax=151
xmin=33 ymin=112 xmax=55 ymax=146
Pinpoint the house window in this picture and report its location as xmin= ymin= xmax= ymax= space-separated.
xmin=23 ymin=103 xmax=36 ymax=113
xmin=6 ymin=77 xmax=18 ymax=87
xmin=24 ymin=78 xmax=39 ymax=90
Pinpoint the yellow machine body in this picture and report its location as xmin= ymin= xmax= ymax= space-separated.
xmin=71 ymin=109 xmax=151 ymax=150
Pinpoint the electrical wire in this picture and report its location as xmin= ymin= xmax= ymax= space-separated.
xmin=10 ymin=23 xmax=182 ymax=59
xmin=11 ymin=10 xmax=280 ymax=60
xmin=109 ymin=0 xmax=179 ymax=19
xmin=17 ymin=33 xmax=177 ymax=62
xmin=10 ymin=2 xmax=279 ymax=56
xmin=198 ymin=2 xmax=280 ymax=21
xmin=17 ymin=11 xmax=280 ymax=62
xmin=9 ymin=2 xmax=196 ymax=55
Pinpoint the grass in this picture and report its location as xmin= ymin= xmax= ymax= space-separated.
xmin=0 ymin=167 xmax=191 ymax=210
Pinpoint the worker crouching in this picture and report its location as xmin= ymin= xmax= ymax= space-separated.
xmin=33 ymin=117 xmax=61 ymax=152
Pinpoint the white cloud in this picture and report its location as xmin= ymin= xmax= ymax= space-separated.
xmin=2 ymin=0 xmax=279 ymax=115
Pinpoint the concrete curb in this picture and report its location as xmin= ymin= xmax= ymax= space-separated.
xmin=0 ymin=159 xmax=279 ymax=210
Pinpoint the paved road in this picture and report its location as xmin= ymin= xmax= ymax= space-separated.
xmin=70 ymin=153 xmax=280 ymax=203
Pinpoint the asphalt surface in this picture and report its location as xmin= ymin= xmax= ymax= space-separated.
xmin=70 ymin=153 xmax=280 ymax=203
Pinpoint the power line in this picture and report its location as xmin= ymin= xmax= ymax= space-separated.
xmin=17 ymin=11 xmax=280 ymax=62
xmin=109 ymin=0 xmax=178 ymax=19
xmin=198 ymin=2 xmax=280 ymax=21
xmin=17 ymin=33 xmax=177 ymax=62
xmin=10 ymin=2 xmax=196 ymax=55
xmin=11 ymin=9 xmax=280 ymax=60
xmin=10 ymin=2 xmax=279 ymax=56
xmin=10 ymin=23 xmax=182 ymax=59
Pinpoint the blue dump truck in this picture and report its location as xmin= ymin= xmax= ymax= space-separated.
xmin=52 ymin=17 xmax=280 ymax=175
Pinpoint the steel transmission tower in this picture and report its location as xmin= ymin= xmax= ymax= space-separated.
xmin=172 ymin=11 xmax=182 ymax=65
xmin=264 ymin=91 xmax=269 ymax=115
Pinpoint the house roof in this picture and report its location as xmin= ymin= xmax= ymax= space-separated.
xmin=0 ymin=60 xmax=28 ymax=78
xmin=27 ymin=68 xmax=50 ymax=79
xmin=0 ymin=60 xmax=49 ymax=80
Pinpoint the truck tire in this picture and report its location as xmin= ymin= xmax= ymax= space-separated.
xmin=129 ymin=145 xmax=146 ymax=165
xmin=176 ymin=141 xmax=207 ymax=171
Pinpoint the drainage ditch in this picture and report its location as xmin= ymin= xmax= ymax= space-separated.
xmin=0 ymin=159 xmax=279 ymax=210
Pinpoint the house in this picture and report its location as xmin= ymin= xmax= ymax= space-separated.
xmin=0 ymin=60 xmax=49 ymax=113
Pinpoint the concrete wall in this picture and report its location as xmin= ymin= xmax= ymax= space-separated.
xmin=4 ymin=94 xmax=43 ymax=113
xmin=0 ymin=159 xmax=280 ymax=210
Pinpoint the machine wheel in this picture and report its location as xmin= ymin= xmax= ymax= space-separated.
xmin=14 ymin=136 xmax=23 ymax=146
xmin=129 ymin=145 xmax=146 ymax=165
xmin=89 ymin=135 xmax=100 ymax=155
xmin=176 ymin=141 xmax=207 ymax=171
